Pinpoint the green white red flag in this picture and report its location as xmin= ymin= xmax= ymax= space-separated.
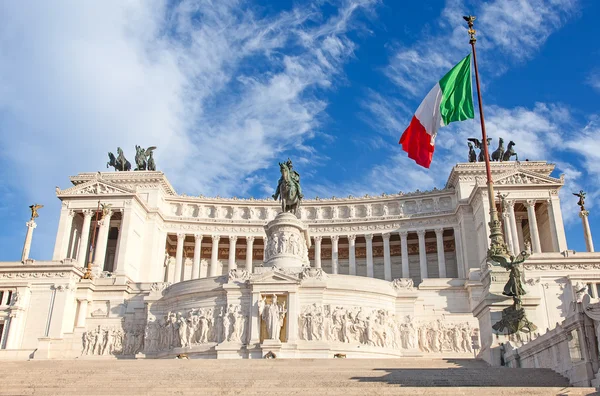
xmin=399 ymin=54 xmax=475 ymax=168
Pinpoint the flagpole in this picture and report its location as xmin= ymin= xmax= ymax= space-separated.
xmin=464 ymin=15 xmax=509 ymax=261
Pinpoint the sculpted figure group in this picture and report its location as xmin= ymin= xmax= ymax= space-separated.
xmin=143 ymin=305 xmax=249 ymax=354
xmin=264 ymin=231 xmax=308 ymax=262
xmin=107 ymin=146 xmax=157 ymax=172
xmin=467 ymin=137 xmax=518 ymax=163
xmin=82 ymin=325 xmax=144 ymax=356
xmin=299 ymin=304 xmax=475 ymax=353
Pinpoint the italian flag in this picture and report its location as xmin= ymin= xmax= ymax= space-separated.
xmin=399 ymin=54 xmax=475 ymax=168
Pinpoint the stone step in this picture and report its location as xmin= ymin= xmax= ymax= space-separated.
xmin=1 ymin=359 xmax=595 ymax=395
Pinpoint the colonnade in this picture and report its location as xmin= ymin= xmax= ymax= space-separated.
xmin=166 ymin=226 xmax=464 ymax=283
xmin=501 ymin=198 xmax=565 ymax=255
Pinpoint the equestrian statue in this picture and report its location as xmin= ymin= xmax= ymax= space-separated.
xmin=491 ymin=137 xmax=504 ymax=162
xmin=107 ymin=147 xmax=132 ymax=171
xmin=134 ymin=145 xmax=158 ymax=171
xmin=273 ymin=158 xmax=303 ymax=216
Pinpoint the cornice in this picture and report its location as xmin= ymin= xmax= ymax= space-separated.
xmin=445 ymin=161 xmax=556 ymax=188
xmin=69 ymin=171 xmax=176 ymax=196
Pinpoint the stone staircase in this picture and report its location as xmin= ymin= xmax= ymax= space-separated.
xmin=0 ymin=358 xmax=597 ymax=395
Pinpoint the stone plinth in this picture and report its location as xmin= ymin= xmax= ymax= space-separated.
xmin=263 ymin=212 xmax=310 ymax=270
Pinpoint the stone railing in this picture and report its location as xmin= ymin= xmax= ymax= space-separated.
xmin=503 ymin=305 xmax=599 ymax=387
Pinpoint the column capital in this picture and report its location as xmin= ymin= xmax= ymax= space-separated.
xmin=416 ymin=229 xmax=426 ymax=237
xmin=365 ymin=233 xmax=373 ymax=241
xmin=330 ymin=235 xmax=340 ymax=242
xmin=211 ymin=234 xmax=221 ymax=242
xmin=382 ymin=232 xmax=391 ymax=240
xmin=229 ymin=235 xmax=238 ymax=242
xmin=525 ymin=199 xmax=537 ymax=207
xmin=579 ymin=210 xmax=590 ymax=218
xmin=177 ymin=232 xmax=186 ymax=241
xmin=82 ymin=209 xmax=95 ymax=218
xmin=399 ymin=230 xmax=408 ymax=238
xmin=26 ymin=220 xmax=37 ymax=229
xmin=505 ymin=199 xmax=515 ymax=208
xmin=194 ymin=233 xmax=203 ymax=242
xmin=434 ymin=228 xmax=444 ymax=236
xmin=246 ymin=235 xmax=255 ymax=243
xmin=314 ymin=235 xmax=323 ymax=243
xmin=347 ymin=234 xmax=356 ymax=242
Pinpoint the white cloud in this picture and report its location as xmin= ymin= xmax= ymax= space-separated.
xmin=587 ymin=70 xmax=600 ymax=92
xmin=384 ymin=0 xmax=579 ymax=98
xmin=0 ymin=0 xmax=378 ymax=257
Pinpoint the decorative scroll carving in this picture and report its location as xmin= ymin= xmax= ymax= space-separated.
xmin=228 ymin=269 xmax=251 ymax=283
xmin=298 ymin=304 xmax=477 ymax=354
xmin=150 ymin=282 xmax=171 ymax=294
xmin=391 ymin=278 xmax=414 ymax=291
xmin=300 ymin=267 xmax=328 ymax=281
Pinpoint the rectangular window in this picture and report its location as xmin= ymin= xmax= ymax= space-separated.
xmin=5 ymin=291 xmax=12 ymax=305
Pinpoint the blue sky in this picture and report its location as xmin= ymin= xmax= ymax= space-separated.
xmin=0 ymin=0 xmax=598 ymax=260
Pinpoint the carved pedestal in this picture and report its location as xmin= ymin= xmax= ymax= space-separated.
xmin=263 ymin=212 xmax=310 ymax=270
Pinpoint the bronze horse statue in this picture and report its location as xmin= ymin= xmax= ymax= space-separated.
xmin=491 ymin=137 xmax=505 ymax=161
xmin=107 ymin=147 xmax=132 ymax=171
xmin=273 ymin=162 xmax=301 ymax=215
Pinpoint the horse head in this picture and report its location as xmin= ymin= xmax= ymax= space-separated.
xmin=498 ymin=137 xmax=504 ymax=146
xmin=508 ymin=141 xmax=515 ymax=148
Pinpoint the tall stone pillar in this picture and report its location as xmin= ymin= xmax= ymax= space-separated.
xmin=400 ymin=231 xmax=409 ymax=279
xmin=192 ymin=234 xmax=202 ymax=279
xmin=382 ymin=232 xmax=392 ymax=281
xmin=545 ymin=199 xmax=559 ymax=252
xmin=228 ymin=236 xmax=238 ymax=271
xmin=580 ymin=210 xmax=595 ymax=252
xmin=174 ymin=233 xmax=185 ymax=283
xmin=435 ymin=228 xmax=446 ymax=278
xmin=506 ymin=201 xmax=520 ymax=254
xmin=313 ymin=236 xmax=322 ymax=269
xmin=68 ymin=228 xmax=79 ymax=259
xmin=59 ymin=210 xmax=76 ymax=259
xmin=365 ymin=234 xmax=374 ymax=278
xmin=210 ymin=235 xmax=221 ymax=277
xmin=548 ymin=196 xmax=568 ymax=251
xmin=417 ymin=229 xmax=428 ymax=281
xmin=453 ymin=226 xmax=465 ymax=279
xmin=114 ymin=203 xmax=133 ymax=275
xmin=246 ymin=236 xmax=254 ymax=273
xmin=526 ymin=200 xmax=542 ymax=253
xmin=348 ymin=235 xmax=356 ymax=275
xmin=331 ymin=235 xmax=339 ymax=274
xmin=516 ymin=215 xmax=525 ymax=252
xmin=77 ymin=209 xmax=94 ymax=268
xmin=502 ymin=212 xmax=514 ymax=256
xmin=21 ymin=220 xmax=37 ymax=261
xmin=52 ymin=206 xmax=74 ymax=260
xmin=93 ymin=210 xmax=113 ymax=271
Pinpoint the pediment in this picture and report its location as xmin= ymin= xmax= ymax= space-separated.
xmin=250 ymin=269 xmax=300 ymax=284
xmin=494 ymin=170 xmax=562 ymax=186
xmin=57 ymin=179 xmax=135 ymax=196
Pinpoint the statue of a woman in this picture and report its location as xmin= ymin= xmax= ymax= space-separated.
xmin=259 ymin=295 xmax=287 ymax=340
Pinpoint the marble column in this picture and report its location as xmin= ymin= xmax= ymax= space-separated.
xmin=453 ymin=226 xmax=465 ymax=279
xmin=314 ymin=236 xmax=322 ymax=269
xmin=506 ymin=201 xmax=520 ymax=254
xmin=400 ymin=231 xmax=409 ymax=279
xmin=60 ymin=210 xmax=76 ymax=259
xmin=382 ymin=232 xmax=392 ymax=281
xmin=516 ymin=215 xmax=525 ymax=252
xmin=5 ymin=313 xmax=20 ymax=349
xmin=365 ymin=234 xmax=374 ymax=278
xmin=77 ymin=209 xmax=94 ymax=268
xmin=548 ymin=196 xmax=568 ymax=251
xmin=21 ymin=220 xmax=37 ymax=261
xmin=580 ymin=210 xmax=595 ymax=252
xmin=68 ymin=228 xmax=79 ymax=259
xmin=210 ymin=235 xmax=220 ymax=277
xmin=502 ymin=212 xmax=514 ymax=256
xmin=75 ymin=299 xmax=89 ymax=328
xmin=331 ymin=235 xmax=339 ymax=274
xmin=526 ymin=200 xmax=542 ymax=253
xmin=435 ymin=228 xmax=446 ymax=278
xmin=228 ymin=236 xmax=238 ymax=271
xmin=93 ymin=210 xmax=113 ymax=270
xmin=417 ymin=229 xmax=428 ymax=281
xmin=348 ymin=235 xmax=356 ymax=276
xmin=174 ymin=233 xmax=185 ymax=283
xmin=192 ymin=234 xmax=202 ymax=279
xmin=545 ymin=199 xmax=559 ymax=252
xmin=246 ymin=236 xmax=254 ymax=273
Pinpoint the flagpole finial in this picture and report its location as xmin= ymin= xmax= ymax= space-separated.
xmin=463 ymin=15 xmax=477 ymax=44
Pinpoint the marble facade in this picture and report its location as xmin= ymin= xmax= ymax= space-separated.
xmin=0 ymin=161 xmax=598 ymax=368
